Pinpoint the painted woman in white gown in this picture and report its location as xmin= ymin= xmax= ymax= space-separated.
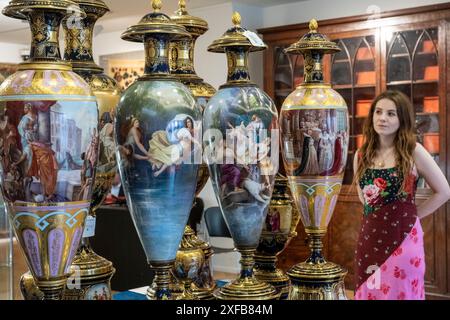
xmin=303 ymin=130 xmax=319 ymax=175
xmin=148 ymin=116 xmax=201 ymax=177
xmin=318 ymin=132 xmax=333 ymax=172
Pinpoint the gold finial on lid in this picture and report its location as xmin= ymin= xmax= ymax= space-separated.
xmin=152 ymin=0 xmax=162 ymax=12
xmin=232 ymin=12 xmax=241 ymax=27
xmin=309 ymin=19 xmax=318 ymax=32
xmin=179 ymin=0 xmax=187 ymax=12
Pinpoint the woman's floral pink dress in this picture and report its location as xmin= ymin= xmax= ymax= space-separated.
xmin=355 ymin=165 xmax=425 ymax=300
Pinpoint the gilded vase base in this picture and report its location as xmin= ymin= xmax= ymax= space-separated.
xmin=191 ymin=285 xmax=216 ymax=300
xmin=287 ymin=261 xmax=347 ymax=300
xmin=20 ymin=272 xmax=45 ymax=300
xmin=254 ymin=268 xmax=290 ymax=300
xmin=64 ymin=244 xmax=115 ymax=300
xmin=147 ymin=280 xmax=183 ymax=300
xmin=176 ymin=284 xmax=199 ymax=300
xmin=213 ymin=276 xmax=280 ymax=300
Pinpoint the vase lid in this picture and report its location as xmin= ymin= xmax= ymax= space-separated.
xmin=208 ymin=11 xmax=267 ymax=53
xmin=170 ymin=0 xmax=208 ymax=37
xmin=121 ymin=0 xmax=190 ymax=43
xmin=72 ymin=0 xmax=109 ymax=16
xmin=3 ymin=0 xmax=85 ymax=20
xmin=285 ymin=19 xmax=340 ymax=55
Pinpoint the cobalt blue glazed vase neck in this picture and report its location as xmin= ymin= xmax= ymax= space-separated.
xmin=144 ymin=34 xmax=171 ymax=76
xmin=28 ymin=10 xmax=65 ymax=62
xmin=225 ymin=47 xmax=251 ymax=84
xmin=63 ymin=0 xmax=109 ymax=72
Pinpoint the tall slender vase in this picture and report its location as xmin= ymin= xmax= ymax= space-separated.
xmin=280 ymin=19 xmax=349 ymax=300
xmin=203 ymin=12 xmax=280 ymax=300
xmin=170 ymin=0 xmax=216 ymax=301
xmin=0 ymin=0 xmax=99 ymax=300
xmin=61 ymin=0 xmax=119 ymax=300
xmin=114 ymin=0 xmax=201 ymax=300
xmin=254 ymin=174 xmax=299 ymax=299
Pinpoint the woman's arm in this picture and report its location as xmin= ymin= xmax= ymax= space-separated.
xmin=414 ymin=143 xmax=450 ymax=219
xmin=353 ymin=150 xmax=365 ymax=205
xmin=133 ymin=154 xmax=149 ymax=160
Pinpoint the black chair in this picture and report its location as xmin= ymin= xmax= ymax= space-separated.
xmin=203 ymin=206 xmax=234 ymax=254
xmin=91 ymin=205 xmax=153 ymax=291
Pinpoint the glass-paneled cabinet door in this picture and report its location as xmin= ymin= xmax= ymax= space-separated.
xmin=331 ymin=35 xmax=377 ymax=184
xmin=274 ymin=45 xmax=294 ymax=109
xmin=386 ymin=27 xmax=439 ymax=190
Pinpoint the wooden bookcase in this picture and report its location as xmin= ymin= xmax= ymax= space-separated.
xmin=259 ymin=3 xmax=450 ymax=299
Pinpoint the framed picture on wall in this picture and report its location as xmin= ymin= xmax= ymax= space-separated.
xmin=0 ymin=63 xmax=18 ymax=84
xmin=106 ymin=59 xmax=145 ymax=91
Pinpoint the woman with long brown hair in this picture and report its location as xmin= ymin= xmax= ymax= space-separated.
xmin=353 ymin=90 xmax=450 ymax=300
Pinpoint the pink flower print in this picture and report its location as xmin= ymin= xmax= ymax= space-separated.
xmin=381 ymin=264 xmax=388 ymax=272
xmin=362 ymin=184 xmax=381 ymax=206
xmin=411 ymin=279 xmax=419 ymax=295
xmin=394 ymin=266 xmax=406 ymax=280
xmin=411 ymin=228 xmax=417 ymax=237
xmin=397 ymin=292 xmax=406 ymax=300
xmin=393 ymin=247 xmax=403 ymax=256
xmin=410 ymin=257 xmax=421 ymax=268
xmin=367 ymin=293 xmax=377 ymax=300
xmin=381 ymin=283 xmax=390 ymax=295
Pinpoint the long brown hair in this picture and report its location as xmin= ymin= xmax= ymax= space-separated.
xmin=353 ymin=90 xmax=416 ymax=192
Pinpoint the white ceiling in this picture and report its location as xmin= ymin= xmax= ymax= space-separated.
xmin=0 ymin=0 xmax=305 ymax=44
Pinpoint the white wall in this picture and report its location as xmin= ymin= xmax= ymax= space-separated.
xmin=0 ymin=42 xmax=28 ymax=63
xmin=190 ymin=3 xmax=234 ymax=89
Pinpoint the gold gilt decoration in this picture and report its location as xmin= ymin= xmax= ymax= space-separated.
xmin=208 ymin=11 xmax=267 ymax=86
xmin=179 ymin=0 xmax=187 ymax=13
xmin=121 ymin=0 xmax=190 ymax=80
xmin=282 ymin=86 xmax=347 ymax=109
xmin=31 ymin=12 xmax=47 ymax=43
xmin=152 ymin=0 xmax=162 ymax=12
xmin=287 ymin=176 xmax=342 ymax=233
xmin=0 ymin=70 xmax=93 ymax=98
xmin=173 ymin=246 xmax=204 ymax=300
xmin=232 ymin=11 xmax=241 ymax=27
xmin=174 ymin=225 xmax=215 ymax=300
xmin=309 ymin=18 xmax=318 ymax=32
xmin=170 ymin=0 xmax=214 ymax=100
xmin=185 ymin=82 xmax=216 ymax=100
xmin=208 ymin=11 xmax=266 ymax=53
xmin=11 ymin=202 xmax=89 ymax=299
xmin=285 ymin=19 xmax=340 ymax=83
xmin=214 ymin=249 xmax=280 ymax=300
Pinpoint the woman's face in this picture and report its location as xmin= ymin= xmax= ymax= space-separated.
xmin=186 ymin=119 xmax=193 ymax=129
xmin=373 ymin=98 xmax=400 ymax=137
xmin=133 ymin=119 xmax=139 ymax=128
